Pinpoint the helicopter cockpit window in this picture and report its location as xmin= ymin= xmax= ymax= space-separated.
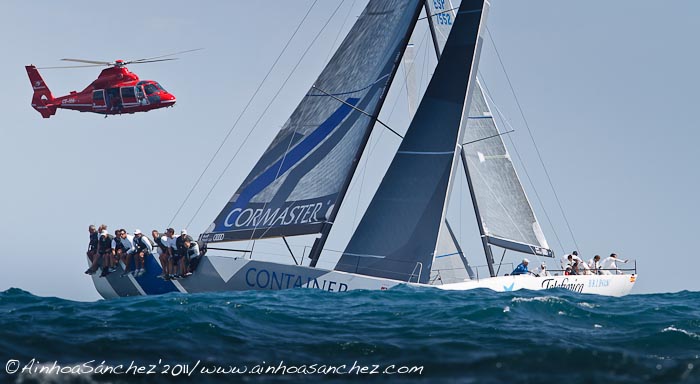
xmin=153 ymin=82 xmax=167 ymax=92
xmin=144 ymin=84 xmax=159 ymax=95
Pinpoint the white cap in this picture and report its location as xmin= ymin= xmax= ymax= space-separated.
xmin=101 ymin=230 xmax=108 ymax=236
xmin=181 ymin=229 xmax=187 ymax=235
xmin=134 ymin=229 xmax=142 ymax=235
xmin=523 ymin=258 xmax=530 ymax=263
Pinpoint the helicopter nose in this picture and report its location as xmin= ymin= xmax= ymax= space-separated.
xmin=161 ymin=93 xmax=176 ymax=105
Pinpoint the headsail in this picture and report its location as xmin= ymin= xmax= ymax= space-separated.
xmin=201 ymin=0 xmax=424 ymax=243
xmin=427 ymin=0 xmax=553 ymax=258
xmin=462 ymin=84 xmax=553 ymax=257
xmin=335 ymin=0 xmax=487 ymax=284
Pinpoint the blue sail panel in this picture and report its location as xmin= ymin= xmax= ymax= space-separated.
xmin=201 ymin=0 xmax=424 ymax=243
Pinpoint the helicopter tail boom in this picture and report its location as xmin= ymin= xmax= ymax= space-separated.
xmin=26 ymin=65 xmax=57 ymax=118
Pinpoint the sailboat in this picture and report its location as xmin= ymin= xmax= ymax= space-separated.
xmin=89 ymin=0 xmax=637 ymax=299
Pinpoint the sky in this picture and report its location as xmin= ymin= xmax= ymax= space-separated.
xmin=0 ymin=1 xmax=698 ymax=301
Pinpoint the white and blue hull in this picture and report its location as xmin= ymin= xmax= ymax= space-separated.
xmin=91 ymin=254 xmax=636 ymax=299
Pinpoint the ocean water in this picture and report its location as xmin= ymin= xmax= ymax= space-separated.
xmin=1 ymin=287 xmax=698 ymax=383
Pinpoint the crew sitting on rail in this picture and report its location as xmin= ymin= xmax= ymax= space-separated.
xmin=112 ymin=229 xmax=134 ymax=273
xmin=86 ymin=225 xmax=98 ymax=268
xmin=162 ymin=228 xmax=177 ymax=279
xmin=189 ymin=240 xmax=206 ymax=272
xmin=84 ymin=225 xmax=202 ymax=279
xmin=97 ymin=230 xmax=115 ymax=277
xmin=152 ymin=230 xmax=169 ymax=278
xmin=123 ymin=229 xmax=153 ymax=277
xmin=85 ymin=228 xmax=111 ymax=275
xmin=173 ymin=229 xmax=194 ymax=278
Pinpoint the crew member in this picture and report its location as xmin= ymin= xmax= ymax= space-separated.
xmin=126 ymin=229 xmax=153 ymax=277
xmin=96 ymin=230 xmax=115 ymax=277
xmin=163 ymin=228 xmax=178 ymax=279
xmin=535 ymin=262 xmax=549 ymax=277
xmin=511 ymin=258 xmax=530 ymax=276
xmin=588 ymin=255 xmax=602 ymax=274
xmin=602 ymin=253 xmax=629 ymax=274
xmin=152 ymin=230 xmax=169 ymax=278
xmin=112 ymin=229 xmax=133 ymax=273
xmin=174 ymin=229 xmax=193 ymax=278
xmin=86 ymin=225 xmax=98 ymax=266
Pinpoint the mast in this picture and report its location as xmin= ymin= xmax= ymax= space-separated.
xmin=424 ymin=0 xmax=496 ymax=277
xmin=308 ymin=3 xmax=425 ymax=268
xmin=424 ymin=1 xmax=442 ymax=59
xmin=460 ymin=147 xmax=496 ymax=277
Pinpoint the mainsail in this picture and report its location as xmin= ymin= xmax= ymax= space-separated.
xmin=335 ymin=0 xmax=487 ymax=284
xmin=201 ymin=0 xmax=424 ymax=243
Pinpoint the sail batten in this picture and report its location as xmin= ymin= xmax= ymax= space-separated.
xmin=201 ymin=0 xmax=424 ymax=244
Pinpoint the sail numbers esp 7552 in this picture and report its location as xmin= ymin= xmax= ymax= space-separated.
xmin=433 ymin=0 xmax=453 ymax=25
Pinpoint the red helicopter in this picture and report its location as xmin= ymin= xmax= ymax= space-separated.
xmin=26 ymin=49 xmax=200 ymax=118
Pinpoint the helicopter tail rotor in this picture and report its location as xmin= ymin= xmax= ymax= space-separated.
xmin=26 ymin=65 xmax=57 ymax=118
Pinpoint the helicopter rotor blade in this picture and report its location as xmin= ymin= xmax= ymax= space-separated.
xmin=123 ymin=58 xmax=179 ymax=65
xmin=37 ymin=64 xmax=109 ymax=69
xmin=61 ymin=58 xmax=112 ymax=65
xmin=128 ymin=48 xmax=203 ymax=63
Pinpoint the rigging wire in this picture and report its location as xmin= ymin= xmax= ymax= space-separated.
xmin=417 ymin=6 xmax=458 ymax=21
xmin=185 ymin=0 xmax=347 ymax=229
xmin=484 ymin=26 xmax=579 ymax=253
xmin=167 ymin=0 xmax=320 ymax=228
xmin=478 ymin=74 xmax=565 ymax=254
xmin=311 ymin=86 xmax=404 ymax=138
xmin=324 ymin=0 xmax=358 ymax=64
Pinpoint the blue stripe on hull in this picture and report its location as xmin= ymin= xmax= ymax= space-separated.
xmin=134 ymin=254 xmax=178 ymax=295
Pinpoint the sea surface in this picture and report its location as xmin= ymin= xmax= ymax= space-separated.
xmin=0 ymin=287 xmax=698 ymax=383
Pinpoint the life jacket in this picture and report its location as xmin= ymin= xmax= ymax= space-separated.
xmin=114 ymin=236 xmax=125 ymax=252
xmin=154 ymin=236 xmax=168 ymax=252
xmin=133 ymin=236 xmax=151 ymax=253
xmin=175 ymin=235 xmax=193 ymax=256
xmin=98 ymin=234 xmax=114 ymax=252
xmin=176 ymin=235 xmax=193 ymax=254
xmin=88 ymin=232 xmax=98 ymax=251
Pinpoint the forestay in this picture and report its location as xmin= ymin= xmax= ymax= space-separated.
xmin=201 ymin=0 xmax=424 ymax=243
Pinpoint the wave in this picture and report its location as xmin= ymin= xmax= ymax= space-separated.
xmin=663 ymin=326 xmax=700 ymax=340
xmin=1 ymin=288 xmax=699 ymax=383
